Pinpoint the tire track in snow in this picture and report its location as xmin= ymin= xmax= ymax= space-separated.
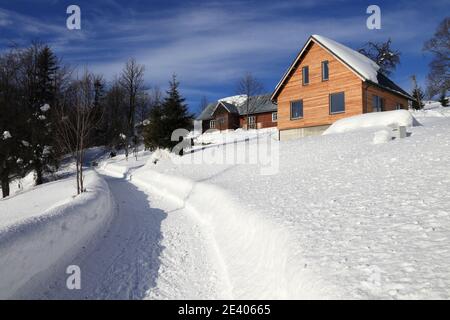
xmin=21 ymin=175 xmax=166 ymax=299
xmin=96 ymin=162 xmax=234 ymax=299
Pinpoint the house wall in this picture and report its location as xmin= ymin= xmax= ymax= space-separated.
xmin=276 ymin=41 xmax=364 ymax=131
xmin=364 ymin=84 xmax=409 ymax=113
xmin=202 ymin=120 xmax=211 ymax=133
xmin=213 ymin=104 xmax=240 ymax=131
xmin=239 ymin=112 xmax=277 ymax=129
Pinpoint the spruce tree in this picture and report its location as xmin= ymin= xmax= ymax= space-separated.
xmin=20 ymin=44 xmax=60 ymax=185
xmin=144 ymin=75 xmax=193 ymax=152
xmin=0 ymin=50 xmax=32 ymax=197
xmin=144 ymin=103 xmax=164 ymax=151
xmin=411 ymin=87 xmax=425 ymax=110
xmin=161 ymin=75 xmax=193 ymax=151
xmin=438 ymin=90 xmax=449 ymax=107
xmin=92 ymin=75 xmax=107 ymax=146
xmin=21 ymin=44 xmax=59 ymax=185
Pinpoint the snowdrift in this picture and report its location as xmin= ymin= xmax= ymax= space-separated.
xmin=412 ymin=107 xmax=450 ymax=118
xmin=129 ymin=167 xmax=336 ymax=299
xmin=323 ymin=110 xmax=419 ymax=135
xmin=195 ymin=128 xmax=277 ymax=146
xmin=0 ymin=173 xmax=115 ymax=299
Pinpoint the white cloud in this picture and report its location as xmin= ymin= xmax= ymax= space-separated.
xmin=2 ymin=1 xmax=440 ymax=104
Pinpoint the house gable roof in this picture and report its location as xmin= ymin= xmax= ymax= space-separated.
xmin=195 ymin=94 xmax=277 ymax=121
xmin=213 ymin=101 xmax=240 ymax=115
xmin=271 ymin=35 xmax=413 ymax=101
xmin=238 ymin=95 xmax=277 ymax=115
xmin=197 ymin=102 xmax=216 ymax=121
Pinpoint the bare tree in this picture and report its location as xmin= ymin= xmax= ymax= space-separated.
xmin=423 ymin=17 xmax=449 ymax=98
xmin=197 ymin=95 xmax=209 ymax=116
xmin=104 ymin=76 xmax=128 ymax=148
xmin=359 ymin=39 xmax=401 ymax=76
xmin=236 ymin=72 xmax=264 ymax=129
xmin=136 ymin=91 xmax=150 ymax=126
xmin=55 ymin=70 xmax=102 ymax=194
xmin=148 ymin=86 xmax=163 ymax=109
xmin=119 ymin=58 xmax=145 ymax=160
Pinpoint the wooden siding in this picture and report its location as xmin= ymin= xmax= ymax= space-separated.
xmin=364 ymin=84 xmax=409 ymax=113
xmin=239 ymin=112 xmax=277 ymax=129
xmin=202 ymin=120 xmax=211 ymax=133
xmin=212 ymin=104 xmax=239 ymax=131
xmin=276 ymin=41 xmax=364 ymax=131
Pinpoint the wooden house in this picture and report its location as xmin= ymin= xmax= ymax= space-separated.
xmin=271 ymin=35 xmax=413 ymax=140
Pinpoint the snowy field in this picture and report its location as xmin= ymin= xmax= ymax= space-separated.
xmin=104 ymin=109 xmax=450 ymax=299
xmin=1 ymin=107 xmax=450 ymax=299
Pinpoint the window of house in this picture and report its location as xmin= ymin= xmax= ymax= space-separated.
xmin=210 ymin=120 xmax=216 ymax=129
xmin=302 ymin=66 xmax=309 ymax=85
xmin=322 ymin=61 xmax=329 ymax=81
xmin=247 ymin=115 xmax=256 ymax=129
xmin=330 ymin=92 xmax=345 ymax=114
xmin=218 ymin=117 xmax=225 ymax=125
xmin=272 ymin=112 xmax=278 ymax=122
xmin=396 ymin=103 xmax=403 ymax=110
xmin=290 ymin=100 xmax=303 ymax=119
xmin=372 ymin=95 xmax=384 ymax=112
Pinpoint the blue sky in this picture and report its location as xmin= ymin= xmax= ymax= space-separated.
xmin=0 ymin=0 xmax=447 ymax=112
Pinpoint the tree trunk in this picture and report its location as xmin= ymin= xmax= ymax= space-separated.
xmin=80 ymin=149 xmax=84 ymax=193
xmin=35 ymin=160 xmax=44 ymax=185
xmin=75 ymin=152 xmax=80 ymax=195
xmin=1 ymin=169 xmax=10 ymax=198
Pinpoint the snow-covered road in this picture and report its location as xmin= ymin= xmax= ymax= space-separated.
xmin=22 ymin=172 xmax=231 ymax=299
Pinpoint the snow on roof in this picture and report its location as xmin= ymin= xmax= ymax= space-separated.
xmin=312 ymin=35 xmax=380 ymax=83
xmin=218 ymin=95 xmax=247 ymax=107
xmin=196 ymin=94 xmax=276 ymax=120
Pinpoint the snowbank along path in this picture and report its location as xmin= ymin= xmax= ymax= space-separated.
xmin=101 ymin=154 xmax=340 ymax=299
xmin=0 ymin=172 xmax=115 ymax=299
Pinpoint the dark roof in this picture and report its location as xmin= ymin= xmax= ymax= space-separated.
xmin=372 ymin=73 xmax=414 ymax=100
xmin=219 ymin=101 xmax=240 ymax=114
xmin=237 ymin=95 xmax=277 ymax=114
xmin=197 ymin=102 xmax=216 ymax=120
xmin=196 ymin=94 xmax=277 ymax=120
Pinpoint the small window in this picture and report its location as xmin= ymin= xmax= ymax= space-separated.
xmin=322 ymin=61 xmax=329 ymax=81
xmin=290 ymin=100 xmax=303 ymax=119
xmin=302 ymin=66 xmax=309 ymax=85
xmin=210 ymin=120 xmax=215 ymax=129
xmin=372 ymin=95 xmax=384 ymax=112
xmin=396 ymin=103 xmax=403 ymax=110
xmin=247 ymin=116 xmax=256 ymax=129
xmin=272 ymin=112 xmax=278 ymax=122
xmin=330 ymin=92 xmax=345 ymax=114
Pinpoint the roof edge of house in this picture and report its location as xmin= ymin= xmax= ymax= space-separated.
xmin=270 ymin=35 xmax=411 ymax=103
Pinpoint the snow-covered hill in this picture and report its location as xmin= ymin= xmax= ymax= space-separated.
xmin=1 ymin=108 xmax=450 ymax=299
xmin=119 ymin=110 xmax=450 ymax=299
